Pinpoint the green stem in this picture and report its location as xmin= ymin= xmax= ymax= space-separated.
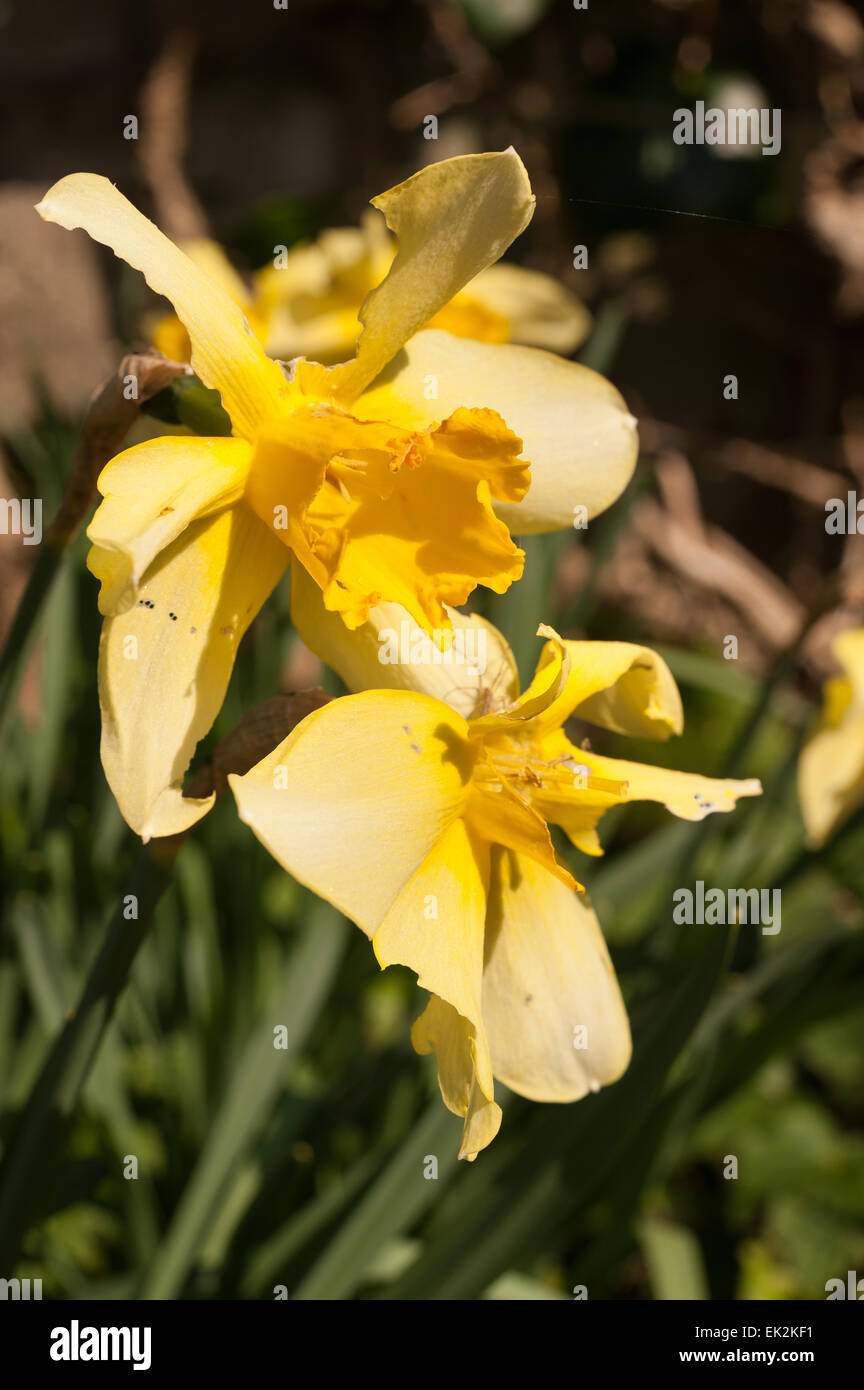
xmin=0 ymin=841 xmax=179 ymax=1270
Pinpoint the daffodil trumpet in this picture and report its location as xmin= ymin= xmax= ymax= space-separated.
xmin=36 ymin=150 xmax=638 ymax=839
xmin=230 ymin=615 xmax=762 ymax=1159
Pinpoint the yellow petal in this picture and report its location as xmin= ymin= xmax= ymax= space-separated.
xmin=532 ymin=802 xmax=608 ymax=857
xmin=151 ymin=312 xmax=193 ymax=365
xmin=35 ymin=174 xmax=289 ymax=438
xmin=87 ymin=435 xmax=252 ymax=615
xmin=250 ymin=405 xmax=526 ymax=635
xmin=472 ymin=627 xmax=682 ymax=745
xmin=151 ymin=238 xmax=255 ymax=364
xmin=833 ymin=627 xmax=864 ymax=703
xmin=353 ymin=329 xmax=638 ymax=532
xmin=798 ymin=708 xmax=864 ymax=848
xmin=374 ymin=818 xmax=498 ymax=1154
xmin=425 ymin=294 xmax=510 ymax=344
xmin=265 ymin=305 xmax=362 ymax=364
xmin=99 ymin=503 xmax=287 ymax=840
xmin=301 ymin=150 xmax=534 ymax=403
xmin=798 ymin=628 xmax=864 ymax=846
xmin=467 ymin=765 xmax=580 ymax=891
xmin=177 ymin=237 xmax=253 ymax=303
xmin=490 ymin=628 xmax=682 ymax=739
xmin=374 ymin=819 xmax=489 ymax=1049
xmin=411 ymin=995 xmax=502 ymax=1160
xmin=257 ymin=218 xmax=392 ymax=362
xmin=289 ymin=560 xmax=520 ymax=719
xmin=470 ymin=622 xmax=569 ymax=736
xmin=445 ymin=262 xmax=592 ymax=353
xmin=557 ymin=640 xmax=683 ymax=739
xmin=490 ymin=736 xmax=621 ymax=857
xmin=483 ymin=850 xmax=631 ymax=1102
xmin=575 ymin=747 xmax=762 ymax=823
xmin=229 ymin=692 xmax=475 ymax=936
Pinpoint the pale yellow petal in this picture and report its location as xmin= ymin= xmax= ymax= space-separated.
xmin=99 ymin=503 xmax=287 ymax=841
xmin=411 ymin=995 xmax=502 ymax=1160
xmin=470 ymin=622 xmax=569 ymax=736
xmin=472 ymin=628 xmax=682 ymax=748
xmin=86 ymin=435 xmax=252 ymax=615
xmin=302 ymin=150 xmax=534 ymax=403
xmin=467 ymin=769 xmax=580 ymax=891
xmin=832 ymin=628 xmax=864 ymax=703
xmin=487 ymin=628 xmax=683 ymax=741
xmin=798 ymin=628 xmax=864 ymax=847
xmin=558 ymin=640 xmax=683 ymax=739
xmin=483 ymin=850 xmax=631 ymax=1102
xmin=576 ymin=748 xmax=762 ymax=822
xmin=353 ymin=329 xmax=638 ymax=532
xmin=798 ymin=711 xmax=864 ymax=848
xmin=180 ymin=237 xmax=253 ymax=303
xmin=374 ymin=820 xmax=489 ymax=1058
xmin=256 ymin=217 xmax=393 ymax=361
xmin=151 ymin=239 xmax=254 ymax=363
xmin=289 ymin=560 xmax=520 ymax=718
xmin=35 ymin=174 xmax=289 ymax=438
xmin=229 ymin=692 xmax=474 ymax=936
xmin=457 ymin=262 xmax=591 ymax=353
xmin=265 ymin=306 xmax=362 ymax=364
xmin=374 ymin=817 xmax=498 ymax=1154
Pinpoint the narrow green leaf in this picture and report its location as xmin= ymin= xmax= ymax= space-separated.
xmin=384 ymin=928 xmax=731 ymax=1299
xmin=138 ymin=901 xmax=346 ymax=1300
xmin=639 ymin=1216 xmax=709 ymax=1300
xmin=293 ymin=1097 xmax=460 ymax=1300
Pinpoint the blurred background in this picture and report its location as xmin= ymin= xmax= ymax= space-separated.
xmin=1 ymin=0 xmax=863 ymax=1300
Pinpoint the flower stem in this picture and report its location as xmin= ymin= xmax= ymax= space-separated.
xmin=0 ymin=839 xmax=180 ymax=1270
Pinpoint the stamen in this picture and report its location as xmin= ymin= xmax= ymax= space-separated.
xmin=489 ymin=750 xmax=629 ymax=800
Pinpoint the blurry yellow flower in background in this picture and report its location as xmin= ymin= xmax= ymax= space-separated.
xmin=798 ymin=627 xmax=864 ymax=848
xmin=36 ymin=150 xmax=637 ymax=842
xmin=153 ymin=208 xmax=592 ymax=366
xmin=230 ymin=606 xmax=762 ymax=1158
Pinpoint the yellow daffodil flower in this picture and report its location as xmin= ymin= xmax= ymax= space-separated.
xmin=36 ymin=151 xmax=637 ymax=841
xmin=229 ymin=609 xmax=762 ymax=1158
xmin=154 ymin=207 xmax=592 ymax=366
xmin=798 ymin=627 xmax=864 ymax=847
